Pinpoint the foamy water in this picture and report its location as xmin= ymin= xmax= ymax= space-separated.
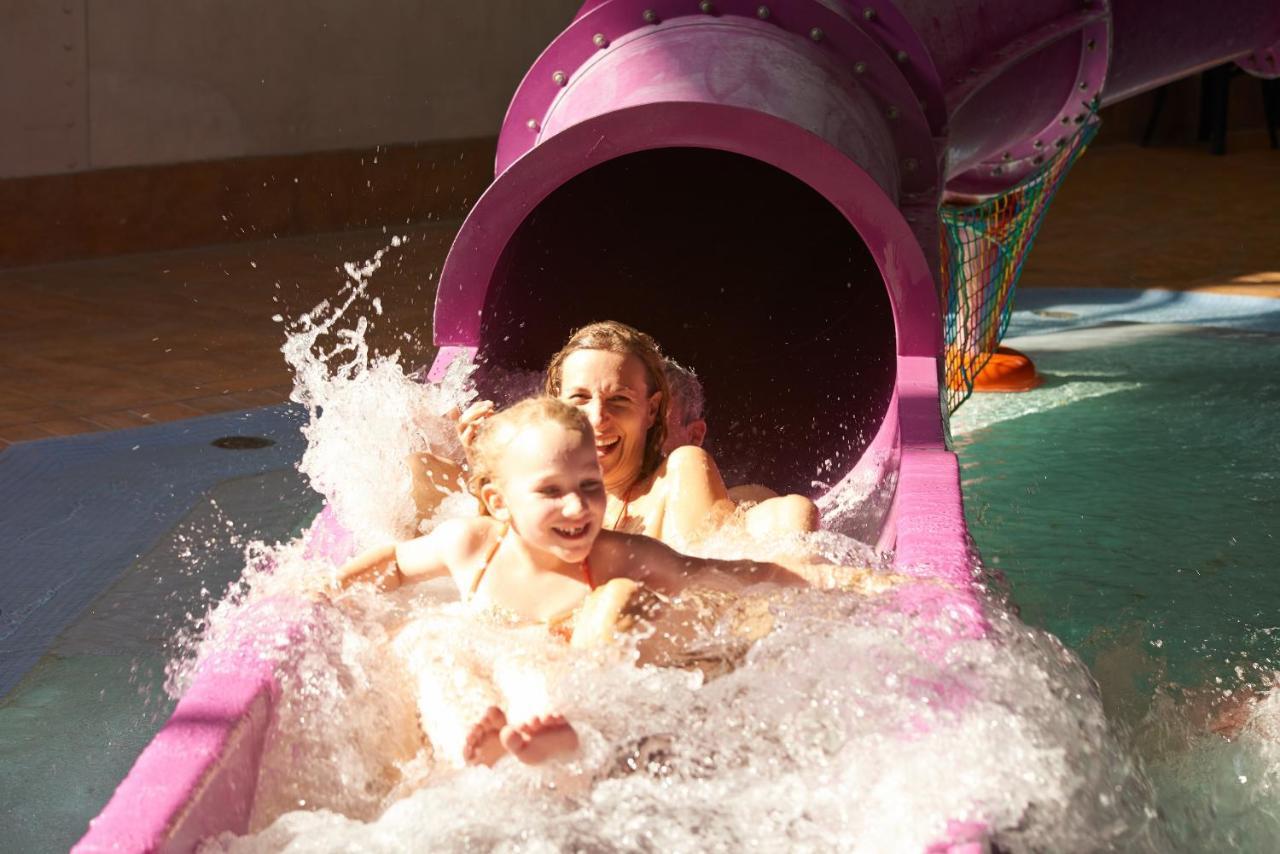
xmin=279 ymin=237 xmax=477 ymax=549
xmin=172 ymin=247 xmax=1186 ymax=851
xmin=197 ymin=586 xmax=1161 ymax=853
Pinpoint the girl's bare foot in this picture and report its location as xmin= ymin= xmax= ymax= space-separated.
xmin=499 ymin=714 xmax=580 ymax=764
xmin=462 ymin=706 xmax=508 ymax=766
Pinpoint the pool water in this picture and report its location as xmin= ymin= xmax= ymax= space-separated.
xmin=6 ymin=282 xmax=1279 ymax=852
xmin=954 ymin=318 xmax=1280 ymax=848
xmin=0 ymin=469 xmax=321 ymax=853
xmin=191 ymin=290 xmax=1151 ymax=851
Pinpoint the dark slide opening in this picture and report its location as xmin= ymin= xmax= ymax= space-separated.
xmin=477 ymin=148 xmax=896 ymax=495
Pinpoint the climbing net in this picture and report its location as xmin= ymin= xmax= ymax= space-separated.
xmin=938 ymin=119 xmax=1099 ymax=413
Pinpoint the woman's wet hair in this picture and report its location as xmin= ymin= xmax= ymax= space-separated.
xmin=544 ymin=320 xmax=671 ymax=479
xmin=662 ymin=358 xmax=705 ymax=426
xmin=467 ymin=396 xmax=594 ymax=515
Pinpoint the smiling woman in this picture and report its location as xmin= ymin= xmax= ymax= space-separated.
xmin=542 ymin=320 xmax=819 ymax=547
xmin=546 ymin=321 xmax=670 ymax=492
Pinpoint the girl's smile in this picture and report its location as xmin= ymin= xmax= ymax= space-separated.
xmin=482 ymin=421 xmax=608 ymax=565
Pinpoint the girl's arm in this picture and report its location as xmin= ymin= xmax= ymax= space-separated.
xmin=332 ymin=519 xmax=474 ymax=594
xmin=334 ymin=542 xmax=403 ymax=592
xmin=600 ymin=531 xmax=900 ymax=596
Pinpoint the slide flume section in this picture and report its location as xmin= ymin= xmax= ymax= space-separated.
xmin=76 ymin=1 xmax=1280 ymax=850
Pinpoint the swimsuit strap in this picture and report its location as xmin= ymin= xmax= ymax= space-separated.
xmin=469 ymin=524 xmax=593 ymax=606
xmin=468 ymin=523 xmax=507 ymax=600
xmin=609 ymin=482 xmax=634 ymax=532
xmin=545 ymin=558 xmax=596 ymax=642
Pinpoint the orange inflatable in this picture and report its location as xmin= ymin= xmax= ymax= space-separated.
xmin=971 ymin=346 xmax=1043 ymax=392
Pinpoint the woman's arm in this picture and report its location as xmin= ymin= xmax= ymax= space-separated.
xmin=406 ymin=400 xmax=496 ymax=525
xmin=408 ymin=451 xmax=466 ymax=522
xmin=655 ymin=445 xmax=737 ymax=544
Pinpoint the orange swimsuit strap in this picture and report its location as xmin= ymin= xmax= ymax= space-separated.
xmin=468 ymin=524 xmax=507 ymax=599
xmin=547 ymin=558 xmax=596 ymax=642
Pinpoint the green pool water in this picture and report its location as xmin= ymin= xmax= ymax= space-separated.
xmin=0 ymin=470 xmax=321 ymax=854
xmin=7 ymin=301 xmax=1278 ymax=851
xmin=953 ymin=320 xmax=1280 ymax=847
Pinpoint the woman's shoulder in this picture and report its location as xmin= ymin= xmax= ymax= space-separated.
xmin=650 ymin=445 xmax=721 ymax=490
xmin=661 ymin=444 xmax=717 ymax=470
xmin=650 ymin=445 xmax=726 ymax=496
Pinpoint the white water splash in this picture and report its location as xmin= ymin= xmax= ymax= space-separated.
xmin=197 ymin=585 xmax=1156 ymax=853
xmin=184 ymin=261 xmax=1167 ymax=853
xmin=950 ymin=376 xmax=1141 ymax=438
xmin=280 ymin=239 xmax=475 ymax=549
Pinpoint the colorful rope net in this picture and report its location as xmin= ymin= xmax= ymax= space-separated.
xmin=938 ymin=119 xmax=1100 ymax=413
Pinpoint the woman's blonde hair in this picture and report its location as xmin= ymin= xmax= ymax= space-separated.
xmin=544 ymin=320 xmax=670 ymax=480
xmin=466 ymin=396 xmax=594 ymax=515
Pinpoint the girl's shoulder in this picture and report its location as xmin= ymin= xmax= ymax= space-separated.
xmin=392 ymin=516 xmax=499 ymax=584
xmin=429 ymin=516 xmax=503 ymax=564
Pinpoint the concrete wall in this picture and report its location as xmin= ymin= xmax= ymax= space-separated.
xmin=0 ymin=0 xmax=581 ymax=179
xmin=1095 ymin=73 xmax=1273 ymax=146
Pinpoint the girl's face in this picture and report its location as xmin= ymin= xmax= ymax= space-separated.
xmin=557 ymin=349 xmax=660 ymax=490
xmin=483 ymin=421 xmax=607 ymax=565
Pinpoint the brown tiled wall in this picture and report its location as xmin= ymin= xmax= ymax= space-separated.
xmin=0 ymin=137 xmax=496 ymax=268
xmin=0 ymin=220 xmax=459 ymax=449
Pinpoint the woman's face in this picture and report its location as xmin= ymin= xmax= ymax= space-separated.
xmin=485 ymin=421 xmax=607 ymax=565
xmin=557 ymin=349 xmax=660 ymax=490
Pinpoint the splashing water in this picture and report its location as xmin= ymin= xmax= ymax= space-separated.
xmin=180 ymin=245 xmax=1169 ymax=851
xmin=279 ymin=237 xmax=477 ymax=550
xmin=197 ymin=585 xmax=1161 ymax=853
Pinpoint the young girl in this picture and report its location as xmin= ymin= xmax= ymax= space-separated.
xmin=335 ymin=397 xmax=895 ymax=768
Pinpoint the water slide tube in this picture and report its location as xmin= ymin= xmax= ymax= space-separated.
xmin=76 ymin=2 xmax=1280 ymax=850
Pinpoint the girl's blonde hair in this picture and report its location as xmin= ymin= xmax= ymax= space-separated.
xmin=544 ymin=320 xmax=670 ymax=480
xmin=466 ymin=396 xmax=594 ymax=515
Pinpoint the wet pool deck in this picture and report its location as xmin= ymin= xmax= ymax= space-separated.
xmin=1 ymin=135 xmax=1276 ymax=450
xmin=1021 ymin=133 xmax=1279 ymax=299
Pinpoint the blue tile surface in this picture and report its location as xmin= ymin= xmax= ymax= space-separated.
xmin=1009 ymin=288 xmax=1280 ymax=337
xmin=0 ymin=405 xmax=308 ymax=698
